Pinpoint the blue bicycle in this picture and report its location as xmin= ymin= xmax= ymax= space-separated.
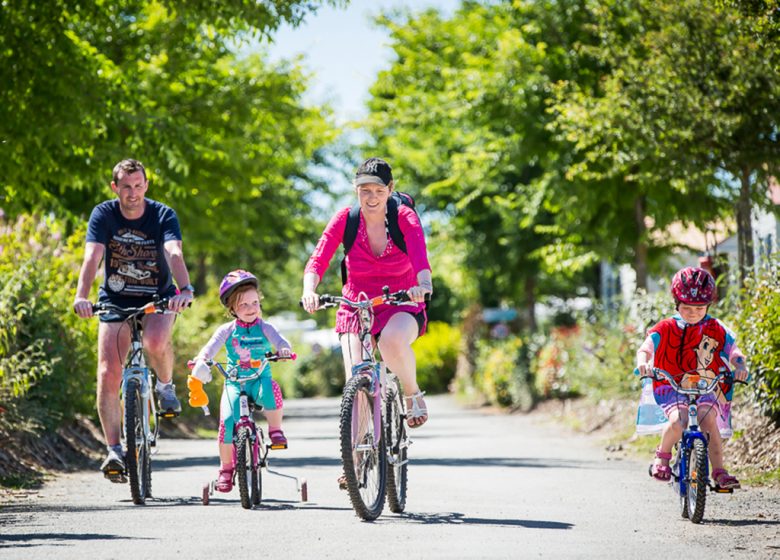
xmin=642 ymin=367 xmax=745 ymax=524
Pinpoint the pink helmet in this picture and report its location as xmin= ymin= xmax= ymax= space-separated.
xmin=671 ymin=266 xmax=715 ymax=305
xmin=219 ymin=269 xmax=258 ymax=306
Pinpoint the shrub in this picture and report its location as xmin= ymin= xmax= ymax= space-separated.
xmin=295 ymin=345 xmax=345 ymax=398
xmin=0 ymin=214 xmax=97 ymax=435
xmin=413 ymin=321 xmax=460 ymax=393
xmin=473 ymin=335 xmax=535 ymax=410
xmin=739 ymin=256 xmax=780 ymax=425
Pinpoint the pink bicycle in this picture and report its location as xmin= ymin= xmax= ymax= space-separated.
xmin=188 ymin=352 xmax=307 ymax=508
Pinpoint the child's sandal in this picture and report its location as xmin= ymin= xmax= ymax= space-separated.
xmin=712 ymin=468 xmax=741 ymax=489
xmin=648 ymin=448 xmax=672 ymax=481
xmin=405 ymin=391 xmax=428 ymax=428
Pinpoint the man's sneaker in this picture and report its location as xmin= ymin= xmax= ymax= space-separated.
xmin=101 ymin=449 xmax=127 ymax=483
xmin=157 ymin=384 xmax=182 ymax=417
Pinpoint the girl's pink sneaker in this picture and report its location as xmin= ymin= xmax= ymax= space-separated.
xmin=216 ymin=468 xmax=234 ymax=492
xmin=268 ymin=429 xmax=288 ymax=450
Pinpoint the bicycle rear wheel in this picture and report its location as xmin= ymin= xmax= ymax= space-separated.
xmin=340 ymin=375 xmax=386 ymax=520
xmin=385 ymin=377 xmax=407 ymax=513
xmin=124 ymin=379 xmax=151 ymax=505
xmin=236 ymin=427 xmax=255 ymax=509
xmin=686 ymin=439 xmax=708 ymax=523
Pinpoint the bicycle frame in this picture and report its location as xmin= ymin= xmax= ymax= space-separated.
xmin=649 ymin=368 xmax=730 ymax=497
xmin=92 ymin=297 xmax=179 ymax=502
xmin=210 ymin=362 xmax=266 ymax=472
xmin=122 ymin=315 xmax=159 ymax=447
xmin=195 ymin=354 xmax=304 ymax=498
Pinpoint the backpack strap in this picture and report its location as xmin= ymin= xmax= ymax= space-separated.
xmin=341 ymin=205 xmax=361 ymax=284
xmin=386 ymin=195 xmax=407 ymax=254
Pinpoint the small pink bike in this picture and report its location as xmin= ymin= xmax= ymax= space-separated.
xmin=188 ymin=352 xmax=308 ymax=508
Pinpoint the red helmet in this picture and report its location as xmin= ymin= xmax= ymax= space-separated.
xmin=671 ymin=266 xmax=715 ymax=305
xmin=219 ymin=269 xmax=258 ymax=307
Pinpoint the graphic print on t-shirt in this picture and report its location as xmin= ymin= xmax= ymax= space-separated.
xmin=106 ymin=228 xmax=161 ymax=296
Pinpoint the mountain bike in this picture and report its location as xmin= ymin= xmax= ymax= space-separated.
xmin=312 ymin=287 xmax=427 ymax=521
xmin=188 ymin=353 xmax=307 ymax=509
xmin=92 ymin=297 xmax=181 ymax=505
xmin=641 ymin=367 xmax=746 ymax=524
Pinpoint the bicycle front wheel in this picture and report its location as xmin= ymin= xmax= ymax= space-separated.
xmin=340 ymin=375 xmax=386 ymax=520
xmin=385 ymin=377 xmax=407 ymax=513
xmin=235 ymin=427 xmax=255 ymax=509
xmin=686 ymin=439 xmax=708 ymax=523
xmin=124 ymin=379 xmax=151 ymax=505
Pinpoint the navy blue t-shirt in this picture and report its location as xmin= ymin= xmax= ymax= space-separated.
xmin=86 ymin=198 xmax=181 ymax=305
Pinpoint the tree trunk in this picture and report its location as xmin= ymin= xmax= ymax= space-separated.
xmin=524 ymin=275 xmax=536 ymax=331
xmin=194 ymin=252 xmax=207 ymax=293
xmin=736 ymin=167 xmax=754 ymax=287
xmin=453 ymin=304 xmax=483 ymax=391
xmin=634 ymin=193 xmax=648 ymax=291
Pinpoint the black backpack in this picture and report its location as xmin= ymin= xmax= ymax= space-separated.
xmin=340 ymin=191 xmax=417 ymax=284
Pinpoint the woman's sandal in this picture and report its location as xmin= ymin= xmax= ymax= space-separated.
xmin=712 ymin=468 xmax=741 ymax=489
xmin=648 ymin=448 xmax=672 ymax=481
xmin=405 ymin=391 xmax=428 ymax=428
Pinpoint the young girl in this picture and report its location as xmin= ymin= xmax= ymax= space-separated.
xmin=188 ymin=269 xmax=292 ymax=492
xmin=635 ymin=266 xmax=749 ymax=489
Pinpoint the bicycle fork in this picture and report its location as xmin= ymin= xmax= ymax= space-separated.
xmin=351 ymin=363 xmax=384 ymax=452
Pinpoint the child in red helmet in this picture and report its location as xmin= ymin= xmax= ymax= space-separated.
xmin=188 ymin=269 xmax=293 ymax=493
xmin=635 ymin=266 xmax=749 ymax=489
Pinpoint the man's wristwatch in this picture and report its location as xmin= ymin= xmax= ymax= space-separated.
xmin=180 ymin=283 xmax=195 ymax=295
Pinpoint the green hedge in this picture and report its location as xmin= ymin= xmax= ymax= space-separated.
xmin=739 ymin=257 xmax=780 ymax=424
xmin=413 ymin=321 xmax=460 ymax=394
xmin=0 ymin=215 xmax=97 ymax=436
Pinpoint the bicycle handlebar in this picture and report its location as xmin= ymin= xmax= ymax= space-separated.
xmin=639 ymin=367 xmax=746 ymax=396
xmin=301 ymin=286 xmax=431 ymax=311
xmin=187 ymin=352 xmax=297 ymax=382
xmin=90 ymin=297 xmax=189 ymax=318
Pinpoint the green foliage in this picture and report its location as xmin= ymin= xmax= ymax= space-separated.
xmin=473 ymin=335 xmax=535 ymax=410
xmin=0 ymin=0 xmax=338 ymax=298
xmin=533 ymin=290 xmax=672 ymax=401
xmin=366 ymin=1 xmax=600 ymax=315
xmin=412 ymin=321 xmax=459 ymax=394
xmin=0 ymin=215 xmax=97 ymax=435
xmin=739 ymin=257 xmax=780 ymax=424
xmin=295 ymin=346 xmax=345 ymax=398
xmin=550 ymin=0 xmax=780 ymax=280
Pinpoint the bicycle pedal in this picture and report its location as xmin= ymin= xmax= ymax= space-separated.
xmin=104 ymin=470 xmax=127 ymax=484
xmin=157 ymin=410 xmax=179 ymax=419
xmin=269 ymin=443 xmax=288 ymax=450
xmin=714 ymin=486 xmax=734 ymax=494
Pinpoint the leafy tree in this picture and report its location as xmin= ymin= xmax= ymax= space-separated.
xmin=365 ymin=1 xmax=601 ymax=325
xmin=550 ymin=0 xmax=780 ymax=285
xmin=0 ymin=0 xmax=340 ymax=295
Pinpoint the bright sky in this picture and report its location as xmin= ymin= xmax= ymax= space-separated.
xmin=262 ymin=0 xmax=461 ymax=123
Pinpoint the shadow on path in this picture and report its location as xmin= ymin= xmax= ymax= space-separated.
xmin=153 ymin=454 xmax=595 ymax=471
xmin=380 ymin=511 xmax=574 ymax=529
xmin=0 ymin=532 xmax=152 ymax=547
xmin=705 ymin=518 xmax=780 ymax=527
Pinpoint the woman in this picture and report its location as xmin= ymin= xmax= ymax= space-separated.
xmin=300 ymin=157 xmax=432 ymax=427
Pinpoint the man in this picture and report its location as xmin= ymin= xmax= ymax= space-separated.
xmin=73 ymin=159 xmax=194 ymax=480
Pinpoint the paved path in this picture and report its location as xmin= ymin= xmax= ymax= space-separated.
xmin=1 ymin=395 xmax=779 ymax=559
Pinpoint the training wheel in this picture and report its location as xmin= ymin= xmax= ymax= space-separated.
xmin=300 ymin=479 xmax=308 ymax=502
xmin=202 ymin=483 xmax=210 ymax=505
